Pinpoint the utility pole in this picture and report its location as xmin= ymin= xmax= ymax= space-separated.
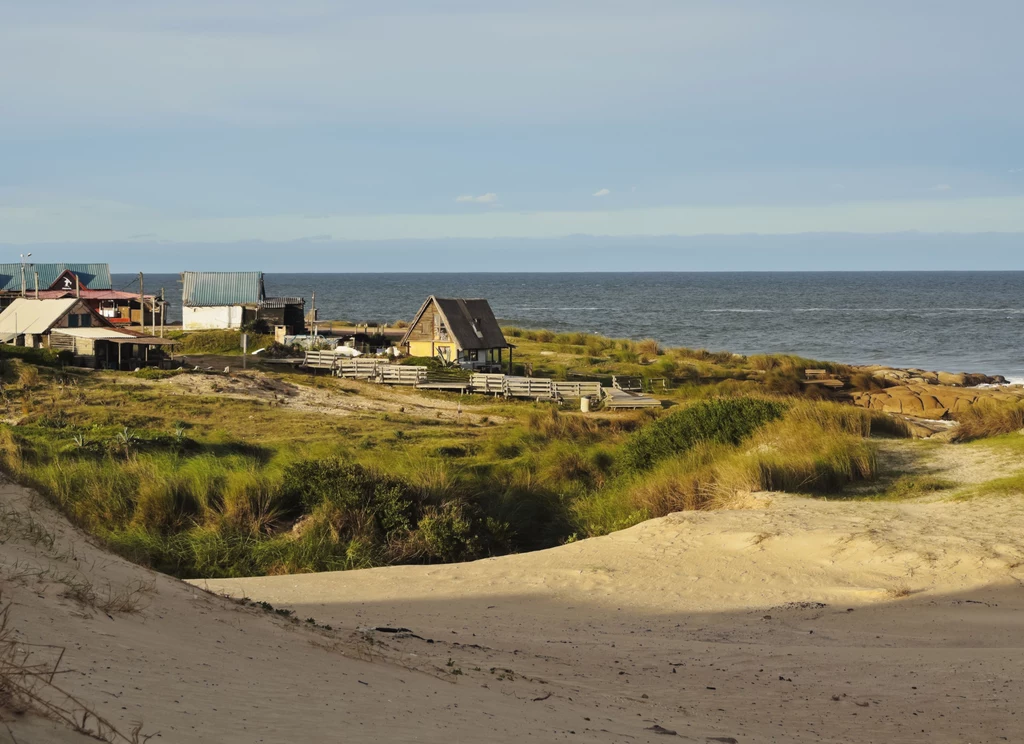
xmin=19 ymin=253 xmax=31 ymax=297
xmin=160 ymin=288 xmax=165 ymax=338
xmin=139 ymin=272 xmax=144 ymax=329
xmin=33 ymin=272 xmax=39 ymax=300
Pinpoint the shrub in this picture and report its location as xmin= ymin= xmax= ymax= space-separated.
xmin=418 ymin=503 xmax=481 ymax=562
xmin=621 ymin=397 xmax=787 ymax=472
xmin=951 ymin=400 xmax=1024 ymax=442
xmin=637 ymin=339 xmax=661 ymax=359
xmin=279 ymin=459 xmax=416 ymax=539
xmin=0 ymin=345 xmax=62 ymax=367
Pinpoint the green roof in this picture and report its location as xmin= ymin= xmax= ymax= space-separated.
xmin=181 ymin=271 xmax=265 ymax=307
xmin=0 ymin=263 xmax=112 ymax=292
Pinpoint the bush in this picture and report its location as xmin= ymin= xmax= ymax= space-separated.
xmin=637 ymin=339 xmax=661 ymax=359
xmin=418 ymin=503 xmax=481 ymax=562
xmin=951 ymin=400 xmax=1024 ymax=442
xmin=621 ymin=397 xmax=787 ymax=472
xmin=0 ymin=344 xmax=62 ymax=367
xmin=279 ymin=459 xmax=416 ymax=538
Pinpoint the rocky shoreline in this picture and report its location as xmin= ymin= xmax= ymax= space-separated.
xmin=847 ymin=365 xmax=1024 ymax=432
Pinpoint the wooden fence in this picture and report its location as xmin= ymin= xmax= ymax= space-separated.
xmin=377 ymin=365 xmax=428 ymax=385
xmin=552 ymin=380 xmax=602 ymax=399
xmin=304 ymin=353 xmax=605 ymax=401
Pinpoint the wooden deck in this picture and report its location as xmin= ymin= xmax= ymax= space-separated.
xmin=602 ymin=387 xmax=663 ymax=409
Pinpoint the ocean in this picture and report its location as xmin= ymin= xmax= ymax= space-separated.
xmin=116 ymin=272 xmax=1024 ymax=381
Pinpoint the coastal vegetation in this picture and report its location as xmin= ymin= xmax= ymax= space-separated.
xmin=0 ymin=327 xmax=1019 ymax=580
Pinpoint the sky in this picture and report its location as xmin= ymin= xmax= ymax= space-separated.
xmin=2 ymin=0 xmax=1023 ymax=270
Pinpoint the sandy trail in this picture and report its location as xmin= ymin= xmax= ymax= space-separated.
xmin=142 ymin=370 xmax=501 ymax=423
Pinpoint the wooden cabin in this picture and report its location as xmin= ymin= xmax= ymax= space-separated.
xmin=0 ymin=298 xmax=174 ymax=369
xmin=400 ymin=296 xmax=511 ymax=372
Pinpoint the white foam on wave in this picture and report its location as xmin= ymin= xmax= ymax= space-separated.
xmin=976 ymin=378 xmax=1024 ymax=389
xmin=703 ymin=309 xmax=773 ymax=313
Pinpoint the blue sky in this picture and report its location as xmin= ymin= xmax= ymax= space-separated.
xmin=2 ymin=1 xmax=1023 ymax=269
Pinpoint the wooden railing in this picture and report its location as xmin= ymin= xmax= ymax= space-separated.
xmin=305 ymin=353 xmax=603 ymax=401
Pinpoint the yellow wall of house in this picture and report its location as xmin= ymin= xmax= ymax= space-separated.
xmin=408 ymin=340 xmax=457 ymax=359
xmin=408 ymin=340 xmax=433 ymax=357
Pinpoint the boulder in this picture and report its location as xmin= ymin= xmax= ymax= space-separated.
xmin=937 ymin=371 xmax=967 ymax=387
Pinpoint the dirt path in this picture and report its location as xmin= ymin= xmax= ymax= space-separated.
xmin=142 ymin=370 xmax=504 ymax=424
xmin=874 ymin=436 xmax=1024 ymax=492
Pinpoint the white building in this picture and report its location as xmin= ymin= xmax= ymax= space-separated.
xmin=181 ymin=271 xmax=305 ymax=332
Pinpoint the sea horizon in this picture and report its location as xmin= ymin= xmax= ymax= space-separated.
xmin=115 ymin=271 xmax=1024 ymax=381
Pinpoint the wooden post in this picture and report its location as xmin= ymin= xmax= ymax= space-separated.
xmin=242 ymin=333 xmax=248 ymax=369
xmin=160 ymin=288 xmax=165 ymax=338
xmin=33 ymin=272 xmax=39 ymax=299
xmin=117 ymin=341 xmax=122 ymax=370
xmin=75 ymin=274 xmax=80 ymax=298
xmin=138 ymin=272 xmax=144 ymax=328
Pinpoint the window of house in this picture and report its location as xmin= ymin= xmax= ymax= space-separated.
xmin=81 ymin=314 xmax=92 ymax=327
xmin=68 ymin=314 xmax=80 ymax=328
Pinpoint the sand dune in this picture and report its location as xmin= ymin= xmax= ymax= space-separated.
xmin=2 ymin=475 xmax=1024 ymax=742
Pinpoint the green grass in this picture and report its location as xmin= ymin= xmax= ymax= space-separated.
xmin=947 ymin=470 xmax=1024 ymax=501
xmin=168 ymin=330 xmax=275 ymax=355
xmin=0 ymin=332 xmax=904 ymax=579
xmin=875 ymin=475 xmax=957 ymax=501
xmin=951 ymin=400 xmax=1024 ymax=442
xmin=620 ymin=397 xmax=787 ymax=472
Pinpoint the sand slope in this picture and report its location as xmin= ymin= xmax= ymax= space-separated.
xmin=3 ymin=476 xmax=1024 ymax=742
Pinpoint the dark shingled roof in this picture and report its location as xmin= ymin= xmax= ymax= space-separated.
xmin=402 ymin=296 xmax=509 ymax=351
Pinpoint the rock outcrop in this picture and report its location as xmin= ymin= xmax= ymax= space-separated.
xmin=857 ymin=366 xmax=1006 ymax=388
xmin=851 ymin=383 xmax=1024 ymax=419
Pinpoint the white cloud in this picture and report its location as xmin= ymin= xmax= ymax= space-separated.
xmin=927 ymin=183 xmax=952 ymax=191
xmin=1010 ymin=168 xmax=1024 ymax=174
xmin=455 ymin=193 xmax=498 ymax=204
xmin=592 ymin=188 xmax=611 ymax=197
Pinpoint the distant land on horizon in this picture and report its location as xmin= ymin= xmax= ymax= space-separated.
xmin=9 ymin=232 xmax=1024 ymax=274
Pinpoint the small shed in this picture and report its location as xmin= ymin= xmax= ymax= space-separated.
xmin=400 ymin=296 xmax=511 ymax=372
xmin=181 ymin=271 xmax=304 ymax=332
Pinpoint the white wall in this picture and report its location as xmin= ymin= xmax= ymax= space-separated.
xmin=182 ymin=305 xmax=244 ymax=330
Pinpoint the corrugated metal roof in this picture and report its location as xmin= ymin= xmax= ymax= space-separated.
xmin=0 ymin=298 xmax=82 ymax=335
xmin=0 ymin=263 xmax=112 ymax=292
xmin=51 ymin=327 xmax=135 ymax=340
xmin=181 ymin=271 xmax=265 ymax=307
xmin=261 ymin=296 xmax=304 ymax=309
